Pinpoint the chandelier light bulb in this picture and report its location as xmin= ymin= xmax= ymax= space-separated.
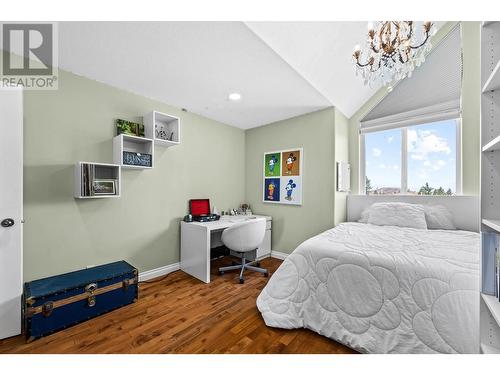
xmin=354 ymin=44 xmax=361 ymax=52
xmin=367 ymin=22 xmax=374 ymax=31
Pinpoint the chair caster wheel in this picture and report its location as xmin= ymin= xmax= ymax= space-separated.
xmin=239 ymin=278 xmax=244 ymax=284
xmin=256 ymin=262 xmax=261 ymax=267
xmin=219 ymin=271 xmax=224 ymax=275
xmin=264 ymin=272 xmax=269 ymax=277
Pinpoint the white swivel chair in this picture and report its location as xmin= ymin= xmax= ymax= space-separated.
xmin=218 ymin=218 xmax=268 ymax=284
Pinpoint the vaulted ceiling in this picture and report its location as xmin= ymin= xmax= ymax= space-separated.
xmin=58 ymin=22 xmax=442 ymax=129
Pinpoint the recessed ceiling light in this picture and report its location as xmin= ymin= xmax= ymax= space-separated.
xmin=228 ymin=92 xmax=242 ymax=101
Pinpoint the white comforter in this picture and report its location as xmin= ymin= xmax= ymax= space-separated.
xmin=257 ymin=223 xmax=480 ymax=353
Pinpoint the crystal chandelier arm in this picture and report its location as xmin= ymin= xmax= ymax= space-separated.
xmin=409 ymin=22 xmax=433 ymax=49
xmin=409 ymin=30 xmax=431 ymax=49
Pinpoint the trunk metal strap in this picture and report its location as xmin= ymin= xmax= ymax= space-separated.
xmin=26 ymin=277 xmax=137 ymax=317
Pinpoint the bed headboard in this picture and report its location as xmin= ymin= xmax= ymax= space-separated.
xmin=347 ymin=195 xmax=480 ymax=232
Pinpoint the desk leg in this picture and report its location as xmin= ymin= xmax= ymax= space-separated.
xmin=180 ymin=222 xmax=210 ymax=283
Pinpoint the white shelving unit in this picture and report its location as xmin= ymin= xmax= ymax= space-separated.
xmin=143 ymin=111 xmax=181 ymax=147
xmin=480 ymin=21 xmax=500 ymax=354
xmin=483 ymin=219 xmax=500 ymax=232
xmin=482 ymin=134 xmax=500 ymax=152
xmin=113 ymin=134 xmax=154 ymax=169
xmin=483 ymin=21 xmax=499 ymax=28
xmin=482 ymin=59 xmax=500 ymax=93
xmin=74 ymin=161 xmax=121 ymax=199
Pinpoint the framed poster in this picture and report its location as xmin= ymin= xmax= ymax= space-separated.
xmin=263 ymin=148 xmax=303 ymax=205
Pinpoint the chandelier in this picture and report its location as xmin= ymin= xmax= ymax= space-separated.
xmin=353 ymin=21 xmax=435 ymax=86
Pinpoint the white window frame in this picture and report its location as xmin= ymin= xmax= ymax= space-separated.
xmin=360 ymin=118 xmax=462 ymax=195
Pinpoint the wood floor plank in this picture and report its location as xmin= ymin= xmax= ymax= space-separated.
xmin=0 ymin=257 xmax=355 ymax=354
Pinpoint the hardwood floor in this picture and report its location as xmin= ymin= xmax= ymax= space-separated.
xmin=0 ymin=257 xmax=355 ymax=354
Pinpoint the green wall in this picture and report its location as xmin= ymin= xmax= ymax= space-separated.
xmin=23 ymin=70 xmax=245 ymax=281
xmin=348 ymin=22 xmax=481 ymax=195
xmin=244 ymin=108 xmax=348 ymax=254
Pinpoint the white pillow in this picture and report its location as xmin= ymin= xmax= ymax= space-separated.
xmin=358 ymin=208 xmax=370 ymax=223
xmin=424 ymin=205 xmax=456 ymax=230
xmin=367 ymin=202 xmax=427 ymax=229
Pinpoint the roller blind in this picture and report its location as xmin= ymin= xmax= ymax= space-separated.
xmin=360 ymin=25 xmax=462 ymax=134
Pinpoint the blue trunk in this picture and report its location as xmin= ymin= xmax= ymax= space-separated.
xmin=24 ymin=261 xmax=138 ymax=341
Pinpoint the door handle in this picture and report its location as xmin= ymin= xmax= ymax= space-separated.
xmin=1 ymin=218 xmax=15 ymax=227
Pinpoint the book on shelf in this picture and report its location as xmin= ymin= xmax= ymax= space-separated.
xmin=80 ymin=163 xmax=95 ymax=197
xmin=497 ymin=246 xmax=499 ymax=300
xmin=482 ymin=232 xmax=500 ymax=298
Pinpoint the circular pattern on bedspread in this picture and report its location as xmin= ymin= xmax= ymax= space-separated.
xmin=431 ymin=290 xmax=477 ymax=354
xmin=328 ymin=264 xmax=383 ymax=318
xmin=266 ymin=259 xmax=299 ymax=299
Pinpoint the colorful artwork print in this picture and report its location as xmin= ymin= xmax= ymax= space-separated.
xmin=264 ymin=178 xmax=280 ymax=201
xmin=264 ymin=153 xmax=281 ymax=177
xmin=281 ymin=150 xmax=300 ymax=176
xmin=280 ymin=177 xmax=302 ymax=204
xmin=263 ymin=148 xmax=303 ymax=205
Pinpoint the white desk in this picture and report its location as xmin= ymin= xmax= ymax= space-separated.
xmin=180 ymin=215 xmax=272 ymax=283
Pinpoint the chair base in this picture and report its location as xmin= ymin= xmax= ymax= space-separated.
xmin=219 ymin=253 xmax=268 ymax=283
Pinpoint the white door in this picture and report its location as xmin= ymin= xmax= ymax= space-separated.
xmin=0 ymin=86 xmax=23 ymax=339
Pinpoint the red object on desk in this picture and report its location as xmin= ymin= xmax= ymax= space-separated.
xmin=189 ymin=199 xmax=210 ymax=216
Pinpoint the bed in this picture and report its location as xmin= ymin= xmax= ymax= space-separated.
xmin=257 ymin=195 xmax=480 ymax=354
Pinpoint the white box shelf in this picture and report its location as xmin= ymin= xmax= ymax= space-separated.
xmin=113 ymin=134 xmax=154 ymax=169
xmin=74 ymin=162 xmax=121 ymax=199
xmin=143 ymin=111 xmax=181 ymax=147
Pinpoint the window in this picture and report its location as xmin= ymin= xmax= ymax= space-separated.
xmin=365 ymin=128 xmax=402 ymax=195
xmin=363 ymin=119 xmax=460 ymax=195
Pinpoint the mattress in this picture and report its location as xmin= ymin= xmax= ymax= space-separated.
xmin=257 ymin=222 xmax=480 ymax=353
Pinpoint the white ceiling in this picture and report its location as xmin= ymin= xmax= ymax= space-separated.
xmin=245 ymin=22 xmax=381 ymax=119
xmin=58 ymin=22 xmax=441 ymax=129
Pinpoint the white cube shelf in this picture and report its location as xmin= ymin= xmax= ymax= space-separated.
xmin=113 ymin=134 xmax=154 ymax=169
xmin=143 ymin=110 xmax=181 ymax=147
xmin=74 ymin=161 xmax=121 ymax=199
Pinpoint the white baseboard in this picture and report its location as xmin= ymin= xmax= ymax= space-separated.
xmin=139 ymin=262 xmax=180 ymax=282
xmin=139 ymin=252 xmax=286 ymax=282
xmin=271 ymin=250 xmax=289 ymax=260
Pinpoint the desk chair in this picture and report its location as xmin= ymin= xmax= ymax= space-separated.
xmin=218 ymin=218 xmax=268 ymax=284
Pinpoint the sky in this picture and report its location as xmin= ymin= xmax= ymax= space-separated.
xmin=365 ymin=119 xmax=457 ymax=193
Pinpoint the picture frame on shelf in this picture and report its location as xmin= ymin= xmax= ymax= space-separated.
xmin=116 ymin=119 xmax=145 ymax=137
xmin=93 ymin=179 xmax=116 ymax=195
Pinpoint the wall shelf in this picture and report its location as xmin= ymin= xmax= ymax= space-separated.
xmin=482 ymin=58 xmax=500 ymax=93
xmin=482 ymin=135 xmax=500 ymax=152
xmin=143 ymin=111 xmax=181 ymax=147
xmin=482 ymin=219 xmax=500 ymax=233
xmin=482 ymin=293 xmax=500 ymax=326
xmin=74 ymin=162 xmax=121 ymax=199
xmin=113 ymin=134 xmax=154 ymax=169
xmin=483 ymin=21 xmax=499 ymax=28
xmin=481 ymin=342 xmax=500 ymax=354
